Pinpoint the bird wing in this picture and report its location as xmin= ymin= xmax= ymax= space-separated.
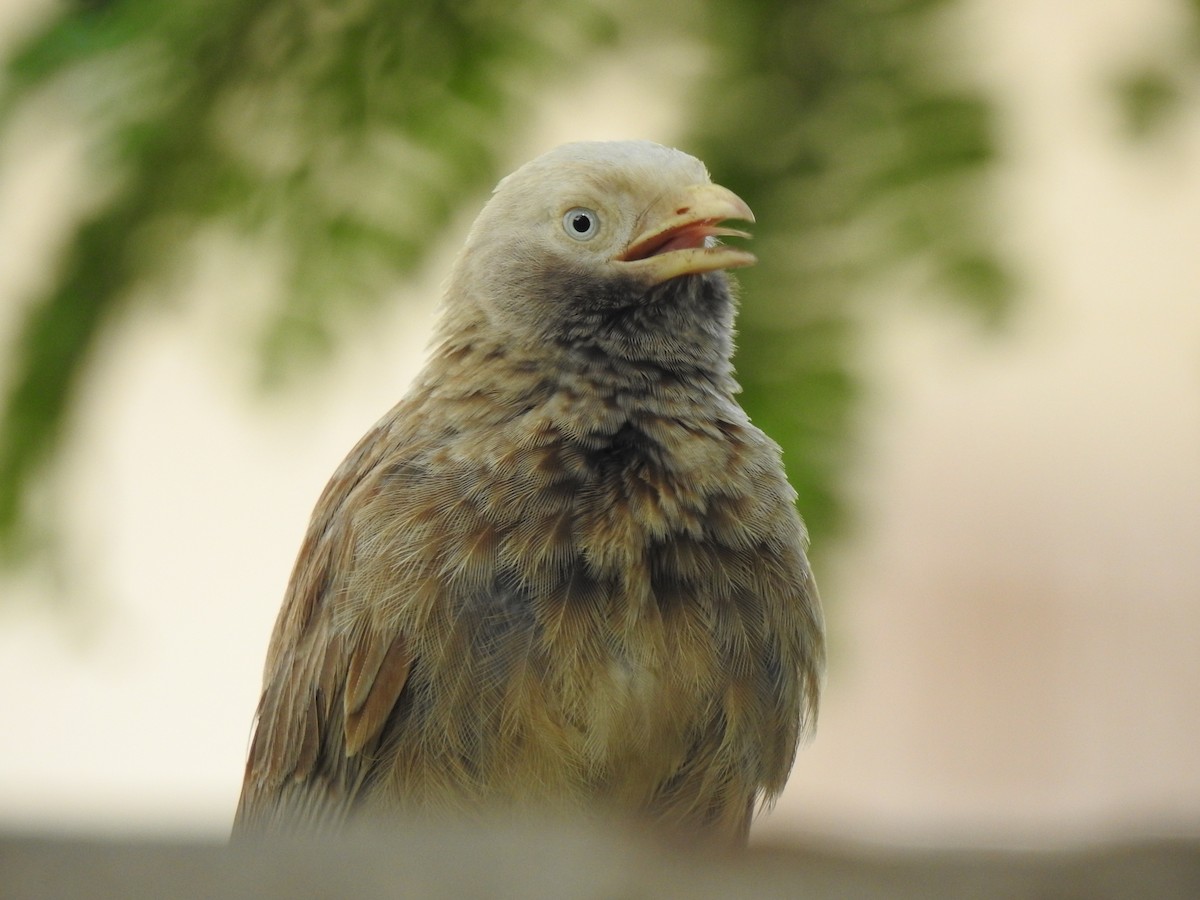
xmin=233 ymin=417 xmax=415 ymax=834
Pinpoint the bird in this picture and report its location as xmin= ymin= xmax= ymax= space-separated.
xmin=233 ymin=140 xmax=824 ymax=846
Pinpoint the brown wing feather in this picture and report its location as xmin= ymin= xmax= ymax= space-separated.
xmin=233 ymin=416 xmax=412 ymax=834
xmin=345 ymin=631 xmax=413 ymax=756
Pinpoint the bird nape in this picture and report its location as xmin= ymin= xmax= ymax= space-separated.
xmin=233 ymin=140 xmax=825 ymax=847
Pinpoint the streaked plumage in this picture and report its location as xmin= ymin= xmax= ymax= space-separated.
xmin=234 ymin=140 xmax=824 ymax=845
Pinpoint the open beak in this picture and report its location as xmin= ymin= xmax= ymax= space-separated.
xmin=619 ymin=182 xmax=756 ymax=285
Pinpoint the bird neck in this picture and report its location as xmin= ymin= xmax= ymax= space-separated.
xmin=417 ymin=319 xmax=741 ymax=442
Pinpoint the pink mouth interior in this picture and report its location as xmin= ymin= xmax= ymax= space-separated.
xmin=626 ymin=221 xmax=747 ymax=261
xmin=651 ymin=223 xmax=717 ymax=255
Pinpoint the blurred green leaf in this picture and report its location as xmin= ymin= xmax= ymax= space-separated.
xmin=1114 ymin=68 xmax=1181 ymax=139
xmin=688 ymin=0 xmax=1013 ymax=546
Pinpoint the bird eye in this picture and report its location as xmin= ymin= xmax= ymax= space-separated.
xmin=563 ymin=208 xmax=600 ymax=241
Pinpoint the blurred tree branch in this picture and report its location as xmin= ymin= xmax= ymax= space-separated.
xmin=0 ymin=0 xmax=1021 ymax=587
xmin=687 ymin=0 xmax=1012 ymax=537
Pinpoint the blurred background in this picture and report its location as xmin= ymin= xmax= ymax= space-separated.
xmin=0 ymin=0 xmax=1197 ymax=848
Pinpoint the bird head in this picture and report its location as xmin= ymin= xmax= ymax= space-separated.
xmin=442 ymin=141 xmax=756 ymax=359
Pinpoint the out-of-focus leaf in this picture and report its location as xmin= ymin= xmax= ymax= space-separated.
xmin=1114 ymin=68 xmax=1181 ymax=139
xmin=689 ymin=0 xmax=1013 ymax=548
xmin=940 ymin=252 xmax=1013 ymax=328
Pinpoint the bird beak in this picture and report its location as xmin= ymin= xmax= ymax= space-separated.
xmin=619 ymin=182 xmax=756 ymax=285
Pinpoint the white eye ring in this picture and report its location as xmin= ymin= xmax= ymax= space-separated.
xmin=563 ymin=207 xmax=600 ymax=240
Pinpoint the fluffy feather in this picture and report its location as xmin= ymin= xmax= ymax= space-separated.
xmin=234 ymin=140 xmax=824 ymax=845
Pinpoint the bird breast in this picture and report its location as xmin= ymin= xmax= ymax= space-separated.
xmin=340 ymin=349 xmax=806 ymax=810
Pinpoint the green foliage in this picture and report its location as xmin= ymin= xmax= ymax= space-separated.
xmin=0 ymin=0 xmax=1011 ymax=575
xmin=1114 ymin=68 xmax=1182 ymax=139
xmin=688 ymin=0 xmax=1010 ymax=542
